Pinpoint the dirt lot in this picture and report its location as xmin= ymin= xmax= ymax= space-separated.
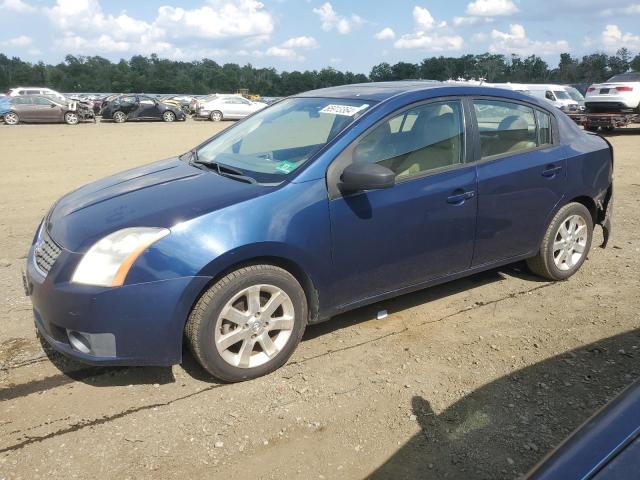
xmin=0 ymin=120 xmax=639 ymax=479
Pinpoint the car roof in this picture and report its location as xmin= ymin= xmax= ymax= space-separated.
xmin=294 ymin=81 xmax=552 ymax=108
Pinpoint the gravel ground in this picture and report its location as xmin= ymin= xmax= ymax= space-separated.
xmin=0 ymin=120 xmax=639 ymax=480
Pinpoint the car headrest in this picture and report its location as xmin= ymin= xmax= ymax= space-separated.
xmin=498 ymin=115 xmax=529 ymax=132
xmin=424 ymin=113 xmax=457 ymax=146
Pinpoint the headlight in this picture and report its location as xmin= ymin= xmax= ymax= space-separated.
xmin=71 ymin=227 xmax=169 ymax=287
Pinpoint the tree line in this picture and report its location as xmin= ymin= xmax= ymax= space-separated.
xmin=1 ymin=49 xmax=639 ymax=96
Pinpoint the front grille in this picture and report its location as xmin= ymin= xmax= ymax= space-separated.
xmin=34 ymin=230 xmax=62 ymax=276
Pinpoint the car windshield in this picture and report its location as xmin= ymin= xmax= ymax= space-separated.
xmin=607 ymin=72 xmax=640 ymax=82
xmin=195 ymin=97 xmax=374 ymax=183
xmin=565 ymin=87 xmax=584 ymax=102
xmin=553 ymin=90 xmax=571 ymax=100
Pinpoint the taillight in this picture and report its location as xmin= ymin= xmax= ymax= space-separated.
xmin=587 ymin=87 xmax=596 ymax=93
xmin=616 ymin=86 xmax=633 ymax=92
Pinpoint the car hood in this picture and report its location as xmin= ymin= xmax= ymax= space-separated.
xmin=46 ymin=157 xmax=270 ymax=252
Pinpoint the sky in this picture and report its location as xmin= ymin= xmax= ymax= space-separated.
xmin=1 ymin=0 xmax=639 ymax=73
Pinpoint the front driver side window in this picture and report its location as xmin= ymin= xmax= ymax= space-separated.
xmin=353 ymin=100 xmax=465 ymax=180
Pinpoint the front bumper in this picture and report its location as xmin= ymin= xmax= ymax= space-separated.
xmin=25 ymin=242 xmax=210 ymax=366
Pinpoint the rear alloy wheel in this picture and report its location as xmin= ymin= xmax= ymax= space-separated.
xmin=210 ymin=110 xmax=223 ymax=122
xmin=4 ymin=112 xmax=19 ymax=125
xmin=527 ymin=202 xmax=593 ymax=281
xmin=162 ymin=111 xmax=176 ymax=122
xmin=64 ymin=112 xmax=79 ymax=125
xmin=186 ymin=265 xmax=307 ymax=382
xmin=112 ymin=111 xmax=126 ymax=123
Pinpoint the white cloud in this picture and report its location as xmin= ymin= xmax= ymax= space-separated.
xmin=600 ymin=24 xmax=640 ymax=52
xmin=155 ymin=1 xmax=274 ymax=40
xmin=602 ymin=4 xmax=640 ymax=16
xmin=282 ymin=36 xmax=318 ymax=49
xmin=453 ymin=16 xmax=481 ymax=26
xmin=0 ymin=0 xmax=36 ymax=13
xmin=265 ymin=36 xmax=317 ymax=61
xmin=2 ymin=35 xmax=32 ymax=47
xmin=312 ymin=2 xmax=362 ymax=34
xmin=489 ymin=24 xmax=569 ymax=56
xmin=266 ymin=46 xmax=303 ymax=60
xmin=394 ymin=7 xmax=462 ymax=51
xmin=374 ymin=27 xmax=395 ymax=40
xmin=466 ymin=0 xmax=518 ymax=16
xmin=40 ymin=0 xmax=276 ymax=59
xmin=413 ymin=6 xmax=446 ymax=30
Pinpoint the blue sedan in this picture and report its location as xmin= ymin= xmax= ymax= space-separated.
xmin=25 ymin=82 xmax=613 ymax=381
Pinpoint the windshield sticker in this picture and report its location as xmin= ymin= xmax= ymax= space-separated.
xmin=319 ymin=104 xmax=369 ymax=116
xmin=275 ymin=161 xmax=297 ymax=174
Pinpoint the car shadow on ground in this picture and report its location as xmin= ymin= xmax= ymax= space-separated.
xmin=368 ymin=328 xmax=640 ymax=479
xmin=304 ymin=262 xmax=544 ymax=341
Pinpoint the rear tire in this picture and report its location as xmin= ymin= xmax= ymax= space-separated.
xmin=527 ymin=202 xmax=593 ymax=281
xmin=162 ymin=111 xmax=176 ymax=122
xmin=186 ymin=265 xmax=307 ymax=382
xmin=4 ymin=111 xmax=19 ymax=125
xmin=112 ymin=111 xmax=126 ymax=123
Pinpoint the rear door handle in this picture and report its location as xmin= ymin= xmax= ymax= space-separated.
xmin=542 ymin=165 xmax=563 ymax=177
xmin=447 ymin=190 xmax=475 ymax=204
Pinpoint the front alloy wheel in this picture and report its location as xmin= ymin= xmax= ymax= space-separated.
xmin=186 ymin=265 xmax=307 ymax=382
xmin=162 ymin=111 xmax=176 ymax=122
xmin=215 ymin=285 xmax=295 ymax=368
xmin=210 ymin=110 xmax=223 ymax=122
xmin=64 ymin=112 xmax=79 ymax=125
xmin=4 ymin=112 xmax=19 ymax=125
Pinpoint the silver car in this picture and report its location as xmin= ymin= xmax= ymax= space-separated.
xmin=196 ymin=95 xmax=267 ymax=122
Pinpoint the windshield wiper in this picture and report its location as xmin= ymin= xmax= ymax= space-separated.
xmin=189 ymin=150 xmax=257 ymax=184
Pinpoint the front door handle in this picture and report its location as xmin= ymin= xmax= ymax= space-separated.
xmin=542 ymin=165 xmax=563 ymax=177
xmin=447 ymin=190 xmax=475 ymax=205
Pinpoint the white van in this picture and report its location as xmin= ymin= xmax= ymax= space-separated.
xmin=524 ymin=84 xmax=580 ymax=111
xmin=486 ymin=82 xmax=532 ymax=95
xmin=6 ymin=87 xmax=66 ymax=102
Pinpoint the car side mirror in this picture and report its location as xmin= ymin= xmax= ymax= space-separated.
xmin=340 ymin=162 xmax=395 ymax=192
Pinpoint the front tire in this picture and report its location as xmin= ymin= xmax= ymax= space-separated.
xmin=527 ymin=203 xmax=593 ymax=281
xmin=186 ymin=265 xmax=308 ymax=382
xmin=210 ymin=110 xmax=223 ymax=122
xmin=4 ymin=111 xmax=19 ymax=125
xmin=64 ymin=111 xmax=79 ymax=125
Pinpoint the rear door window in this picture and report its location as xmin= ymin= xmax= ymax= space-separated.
xmin=473 ymin=100 xmax=539 ymax=158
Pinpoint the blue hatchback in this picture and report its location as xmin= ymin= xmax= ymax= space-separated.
xmin=25 ymin=82 xmax=613 ymax=381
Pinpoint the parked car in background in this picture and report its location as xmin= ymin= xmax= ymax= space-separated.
xmin=260 ymin=96 xmax=284 ymax=105
xmin=25 ymin=82 xmax=613 ymax=382
xmin=563 ymin=85 xmax=586 ymax=110
xmin=3 ymin=95 xmax=81 ymax=125
xmin=195 ymin=95 xmax=267 ymax=121
xmin=163 ymin=95 xmax=197 ymax=114
xmin=101 ymin=94 xmax=186 ymax=123
xmin=6 ymin=87 xmax=66 ymax=102
xmin=585 ymin=72 xmax=640 ymax=113
xmin=525 ymin=84 xmax=581 ymax=112
xmin=527 ymin=381 xmax=640 ymax=479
